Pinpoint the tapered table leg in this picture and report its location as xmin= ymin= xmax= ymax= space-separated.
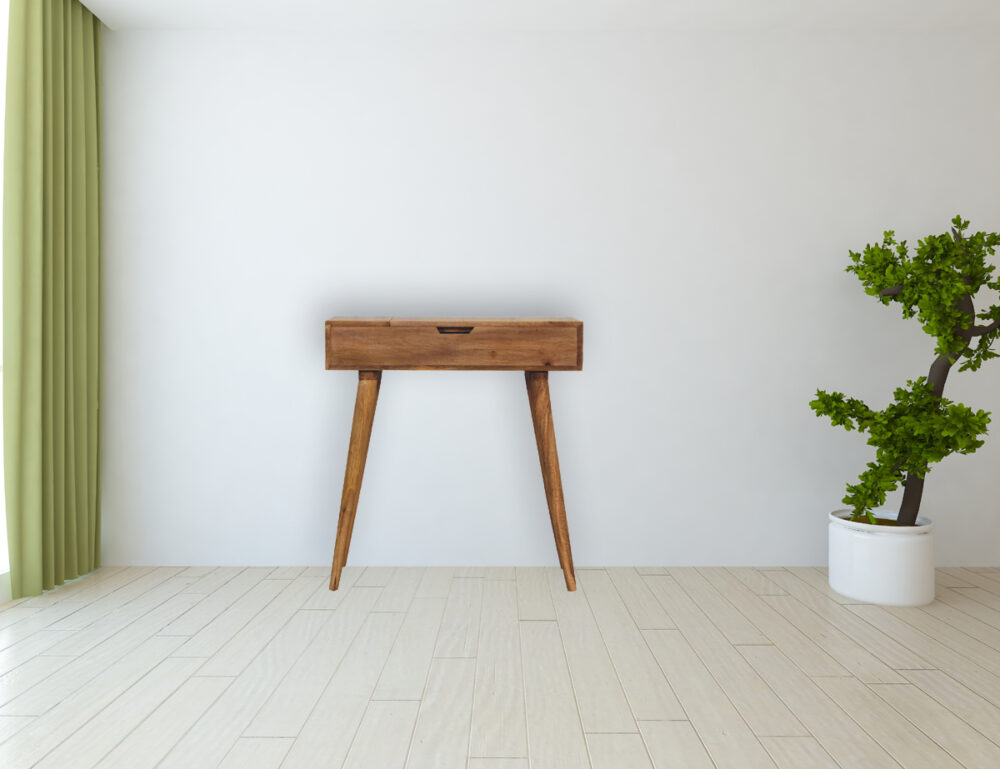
xmin=330 ymin=370 xmax=381 ymax=590
xmin=525 ymin=371 xmax=577 ymax=591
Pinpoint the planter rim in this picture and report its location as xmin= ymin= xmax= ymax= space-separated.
xmin=829 ymin=509 xmax=934 ymax=534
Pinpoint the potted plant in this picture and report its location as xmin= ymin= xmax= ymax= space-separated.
xmin=811 ymin=216 xmax=1000 ymax=606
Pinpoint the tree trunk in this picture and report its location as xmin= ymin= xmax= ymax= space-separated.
xmin=897 ymin=472 xmax=925 ymax=526
xmin=896 ymin=294 xmax=975 ymax=526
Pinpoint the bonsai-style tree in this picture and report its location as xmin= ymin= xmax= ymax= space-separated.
xmin=811 ymin=216 xmax=1000 ymax=526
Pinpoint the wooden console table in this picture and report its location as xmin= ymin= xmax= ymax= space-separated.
xmin=325 ymin=317 xmax=583 ymax=591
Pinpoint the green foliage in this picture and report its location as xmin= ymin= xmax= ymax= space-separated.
xmin=814 ymin=216 xmax=1000 ymax=521
xmin=847 ymin=216 xmax=1000 ymax=369
xmin=810 ymin=379 xmax=990 ymax=521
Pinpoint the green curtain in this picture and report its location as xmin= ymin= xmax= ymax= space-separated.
xmin=3 ymin=0 xmax=102 ymax=598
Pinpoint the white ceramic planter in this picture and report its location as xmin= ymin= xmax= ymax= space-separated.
xmin=828 ymin=509 xmax=935 ymax=606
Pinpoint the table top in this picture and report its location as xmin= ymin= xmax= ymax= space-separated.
xmin=326 ymin=317 xmax=581 ymax=327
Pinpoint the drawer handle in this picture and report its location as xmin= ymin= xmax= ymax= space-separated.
xmin=436 ymin=326 xmax=474 ymax=334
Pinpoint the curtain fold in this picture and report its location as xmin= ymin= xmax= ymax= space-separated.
xmin=4 ymin=0 xmax=102 ymax=598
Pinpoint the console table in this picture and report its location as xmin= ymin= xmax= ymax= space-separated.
xmin=325 ymin=317 xmax=583 ymax=591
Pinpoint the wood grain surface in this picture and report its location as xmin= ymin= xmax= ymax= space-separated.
xmin=329 ymin=371 xmax=381 ymax=590
xmin=325 ymin=318 xmax=582 ymax=371
xmin=526 ymin=372 xmax=577 ymax=591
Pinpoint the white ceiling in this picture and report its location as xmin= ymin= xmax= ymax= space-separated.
xmin=84 ymin=0 xmax=1000 ymax=32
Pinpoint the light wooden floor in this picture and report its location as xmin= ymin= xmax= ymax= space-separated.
xmin=2 ymin=567 xmax=1000 ymax=769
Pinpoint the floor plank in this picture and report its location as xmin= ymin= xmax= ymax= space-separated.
xmin=93 ymin=676 xmax=231 ymax=769
xmin=245 ymin=586 xmax=381 ymax=737
xmin=587 ymin=732 xmax=654 ymax=769
xmin=606 ymin=568 xmax=674 ymax=630
xmin=848 ymin=604 xmax=1000 ymax=708
xmin=643 ymin=629 xmax=777 ymax=769
xmin=41 ymin=578 xmax=197 ymax=656
xmin=32 ymin=657 xmax=203 ymax=769
xmin=548 ymin=569 xmax=635 ymax=733
xmin=0 ymin=609 xmax=42 ymax=631
xmin=372 ymin=568 xmax=425 ymax=613
xmin=433 ymin=578 xmax=483 ymax=658
xmin=870 ymin=681 xmax=1000 ymax=768
xmin=1 ymin=636 xmax=186 ymax=769
xmin=697 ymin=568 xmax=852 ymax=678
xmin=416 ymin=567 xmax=454 ymax=599
xmin=515 ymin=567 xmax=555 ymax=621
xmin=482 ymin=567 xmax=516 ymax=580
xmin=764 ymin=569 xmax=934 ymax=670
xmin=933 ymin=585 xmax=1000 ymax=631
xmin=374 ymin=597 xmax=447 ymax=700
xmin=520 ymin=622 xmax=590 ymax=769
xmin=727 ymin=568 xmax=787 ymax=596
xmin=884 ymin=603 xmax=1000 ymax=674
xmin=0 ymin=715 xmax=34 ymax=742
xmin=177 ymin=566 xmax=217 ymax=578
xmin=579 ymin=571 xmax=684 ymax=720
xmin=669 ymin=568 xmax=769 ymax=645
xmin=45 ymin=567 xmax=185 ymax=633
xmin=469 ymin=580 xmax=527 ymax=757
xmin=44 ymin=575 xmax=195 ymax=657
xmin=815 ymin=677 xmax=964 ymax=769
xmin=299 ymin=566 xmax=362 ymax=610
xmin=182 ymin=566 xmax=248 ymax=595
xmin=939 ymin=567 xmax=1000 ymax=593
xmin=638 ymin=720 xmax=715 ymax=769
xmin=760 ymin=592 xmax=902 ymax=683
xmin=934 ymin=569 xmax=977 ymax=588
xmin=157 ymin=611 xmax=329 ymax=769
xmin=921 ymin=594 xmax=1000 ymax=648
xmin=279 ymin=612 xmax=405 ymax=769
xmin=738 ymin=644 xmax=899 ymax=769
xmin=900 ymin=668 xmax=1000 ymax=750
xmin=217 ymin=737 xmax=293 ymax=769
xmin=164 ymin=567 xmax=273 ymax=634
xmin=952 ymin=587 xmax=1000 ymax=621
xmin=0 ymin=638 xmax=74 ymax=696
xmin=1 ymin=593 xmax=201 ymax=716
xmin=1 ymin=656 xmax=75 ymax=712
xmin=784 ymin=567 xmax=855 ymax=604
xmin=342 ymin=701 xmax=419 ymax=769
xmin=759 ymin=736 xmax=840 ymax=769
xmin=0 ymin=602 xmax=93 ymax=651
xmin=356 ymin=567 xmax=396 ymax=587
xmin=172 ymin=579 xmax=288 ymax=659
xmin=405 ymin=658 xmax=476 ymax=769
xmin=195 ymin=577 xmax=323 ymax=676
xmin=645 ymin=575 xmax=806 ymax=737
xmin=269 ymin=567 xmax=307 ymax=580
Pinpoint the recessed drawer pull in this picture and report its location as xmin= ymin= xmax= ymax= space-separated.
xmin=436 ymin=326 xmax=474 ymax=334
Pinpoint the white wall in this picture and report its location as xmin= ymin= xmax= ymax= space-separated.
xmin=100 ymin=26 xmax=1000 ymax=568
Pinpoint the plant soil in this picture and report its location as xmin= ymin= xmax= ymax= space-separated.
xmin=851 ymin=516 xmax=903 ymax=527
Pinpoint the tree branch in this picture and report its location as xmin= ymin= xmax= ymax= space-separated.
xmin=970 ymin=318 xmax=1000 ymax=336
xmin=879 ymin=285 xmax=903 ymax=297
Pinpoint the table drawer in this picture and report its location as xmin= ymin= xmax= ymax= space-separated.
xmin=325 ymin=318 xmax=582 ymax=371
